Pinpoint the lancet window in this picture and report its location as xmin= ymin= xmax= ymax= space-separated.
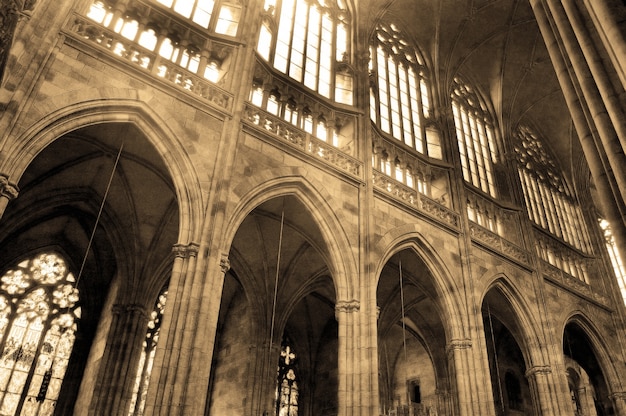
xmin=599 ymin=218 xmax=626 ymax=304
xmin=256 ymin=0 xmax=353 ymax=105
xmin=514 ymin=126 xmax=591 ymax=253
xmin=276 ymin=339 xmax=299 ymax=416
xmin=451 ymin=77 xmax=498 ymax=197
xmin=154 ymin=0 xmax=242 ymax=36
xmin=128 ymin=286 xmax=168 ymax=416
xmin=369 ymin=23 xmax=441 ymax=159
xmin=0 ymin=252 xmax=80 ymax=416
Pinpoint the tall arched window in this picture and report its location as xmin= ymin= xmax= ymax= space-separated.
xmin=154 ymin=0 xmax=242 ymax=36
xmin=128 ymin=286 xmax=168 ymax=416
xmin=451 ymin=77 xmax=498 ymax=197
xmin=276 ymin=338 xmax=299 ymax=416
xmin=256 ymin=0 xmax=353 ymax=104
xmin=514 ymin=126 xmax=591 ymax=253
xmin=599 ymin=218 xmax=626 ymax=304
xmin=369 ymin=22 xmax=441 ymax=159
xmin=0 ymin=252 xmax=79 ymax=416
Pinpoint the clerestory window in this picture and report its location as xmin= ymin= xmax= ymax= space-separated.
xmin=514 ymin=126 xmax=591 ymax=253
xmin=369 ymin=22 xmax=440 ymax=159
xmin=451 ymin=77 xmax=498 ymax=197
xmin=599 ymin=218 xmax=626 ymax=305
xmin=154 ymin=0 xmax=242 ymax=36
xmin=128 ymin=286 xmax=168 ymax=416
xmin=256 ymin=0 xmax=353 ymax=105
xmin=0 ymin=253 xmax=80 ymax=416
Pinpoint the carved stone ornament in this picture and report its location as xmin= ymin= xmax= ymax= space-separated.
xmin=172 ymin=242 xmax=200 ymax=258
xmin=0 ymin=175 xmax=19 ymax=200
xmin=219 ymin=253 xmax=231 ymax=273
xmin=525 ymin=365 xmax=552 ymax=378
xmin=334 ymin=299 xmax=360 ymax=320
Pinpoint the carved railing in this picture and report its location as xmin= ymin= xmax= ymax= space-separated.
xmin=534 ymin=229 xmax=594 ymax=283
xmin=371 ymin=128 xmax=451 ymax=207
xmin=242 ymin=103 xmax=362 ymax=179
xmin=251 ymin=58 xmax=359 ymax=156
xmin=534 ymin=229 xmax=611 ymax=306
xmin=465 ymin=187 xmax=530 ymax=265
xmin=373 ymin=170 xmax=459 ymax=229
xmin=63 ymin=12 xmax=234 ymax=112
xmin=469 ymin=223 xmax=531 ymax=266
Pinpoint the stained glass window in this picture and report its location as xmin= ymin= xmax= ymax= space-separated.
xmin=128 ymin=286 xmax=168 ymax=416
xmin=0 ymin=253 xmax=80 ymax=416
xmin=276 ymin=339 xmax=298 ymax=416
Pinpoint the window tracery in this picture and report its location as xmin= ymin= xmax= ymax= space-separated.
xmin=0 ymin=253 xmax=79 ymax=416
xmin=256 ymin=0 xmax=353 ymax=105
xmin=514 ymin=126 xmax=591 ymax=254
xmin=128 ymin=286 xmax=168 ymax=416
xmin=276 ymin=339 xmax=299 ymax=416
xmin=369 ymin=22 xmax=440 ymax=159
xmin=451 ymin=77 xmax=497 ymax=197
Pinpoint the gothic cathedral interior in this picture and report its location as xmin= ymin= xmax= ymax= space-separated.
xmin=0 ymin=0 xmax=626 ymax=415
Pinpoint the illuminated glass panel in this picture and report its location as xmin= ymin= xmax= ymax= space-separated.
xmin=258 ymin=0 xmax=352 ymax=103
xmin=514 ymin=126 xmax=592 ymax=253
xmin=275 ymin=339 xmax=298 ymax=416
xmin=370 ymin=23 xmax=439 ymax=159
xmin=451 ymin=77 xmax=497 ymax=197
xmin=600 ymin=219 xmax=626 ymax=304
xmin=0 ymin=253 xmax=79 ymax=416
xmin=128 ymin=287 xmax=168 ymax=416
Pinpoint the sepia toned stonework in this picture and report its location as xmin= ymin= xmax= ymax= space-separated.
xmin=0 ymin=0 xmax=625 ymax=415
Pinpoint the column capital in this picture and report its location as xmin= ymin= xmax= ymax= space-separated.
xmin=219 ymin=253 xmax=230 ymax=273
xmin=112 ymin=303 xmax=150 ymax=320
xmin=172 ymin=242 xmax=199 ymax=258
xmin=610 ymin=392 xmax=626 ymax=401
xmin=0 ymin=175 xmax=19 ymax=200
xmin=335 ymin=299 xmax=360 ymax=320
xmin=525 ymin=365 xmax=552 ymax=378
xmin=445 ymin=338 xmax=472 ymax=358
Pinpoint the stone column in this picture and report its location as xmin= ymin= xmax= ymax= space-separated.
xmin=525 ymin=365 xmax=565 ymax=416
xmin=143 ymin=242 xmax=199 ymax=416
xmin=530 ymin=0 xmax=626 ymax=273
xmin=446 ymin=338 xmax=496 ymax=416
xmin=0 ymin=174 xmax=18 ymax=219
xmin=610 ymin=391 xmax=626 ymax=415
xmin=89 ymin=304 xmax=150 ymax=416
xmin=335 ymin=299 xmax=360 ymax=416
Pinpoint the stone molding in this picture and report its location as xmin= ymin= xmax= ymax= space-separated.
xmin=445 ymin=339 xmax=472 ymax=358
xmin=0 ymin=175 xmax=19 ymax=200
xmin=335 ymin=299 xmax=360 ymax=320
xmin=525 ymin=365 xmax=552 ymax=378
xmin=219 ymin=253 xmax=230 ymax=273
xmin=172 ymin=242 xmax=199 ymax=258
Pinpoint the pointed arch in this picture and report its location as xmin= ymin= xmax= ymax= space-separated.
xmin=1 ymin=95 xmax=205 ymax=244
xmin=224 ymin=167 xmax=357 ymax=302
xmin=373 ymin=225 xmax=465 ymax=342
xmin=561 ymin=312 xmax=623 ymax=391
xmin=480 ymin=275 xmax=548 ymax=368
